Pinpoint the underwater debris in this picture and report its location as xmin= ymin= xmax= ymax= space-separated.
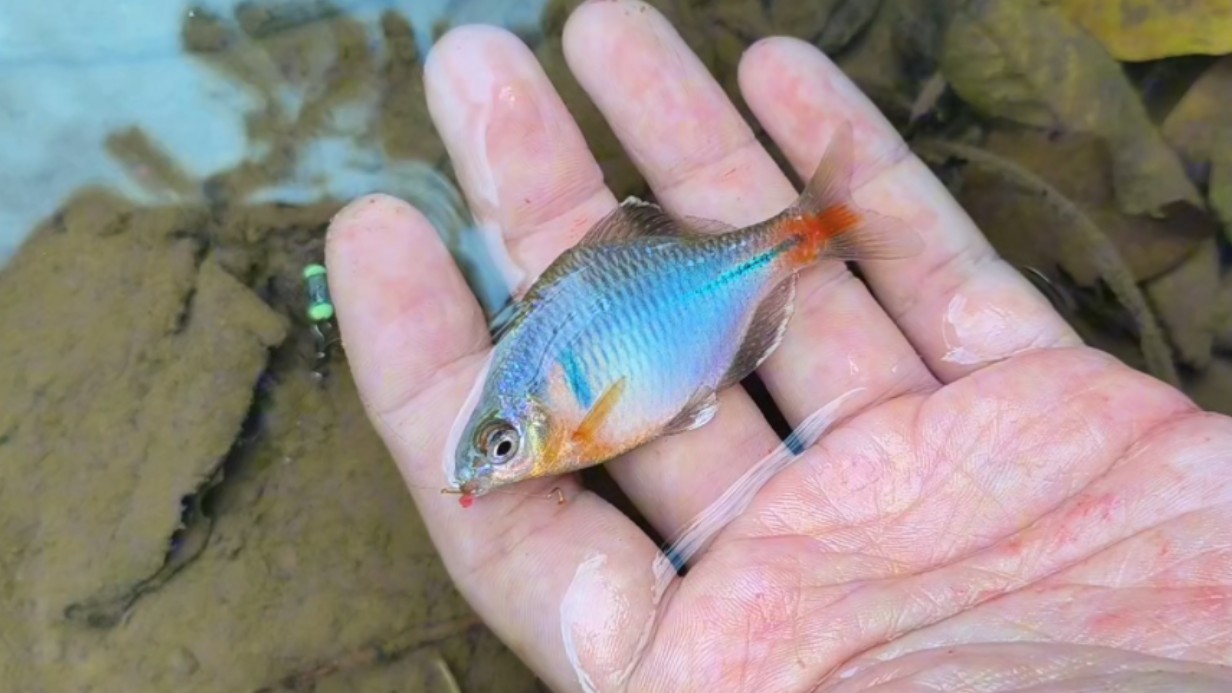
xmin=915 ymin=136 xmax=1181 ymax=386
xmin=941 ymin=0 xmax=1202 ymax=216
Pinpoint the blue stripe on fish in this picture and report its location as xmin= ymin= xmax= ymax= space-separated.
xmin=708 ymin=240 xmax=795 ymax=292
xmin=561 ymin=349 xmax=594 ymax=409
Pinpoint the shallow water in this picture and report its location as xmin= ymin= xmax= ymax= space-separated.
xmin=0 ymin=1 xmax=556 ymax=690
xmin=0 ymin=0 xmax=539 ymax=256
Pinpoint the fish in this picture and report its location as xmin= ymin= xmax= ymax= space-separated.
xmin=445 ymin=124 xmax=922 ymax=504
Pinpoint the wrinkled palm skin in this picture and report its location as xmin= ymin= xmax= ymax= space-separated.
xmin=324 ymin=1 xmax=1232 ymax=690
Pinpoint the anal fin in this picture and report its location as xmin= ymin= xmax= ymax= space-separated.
xmin=663 ymin=387 xmax=719 ymax=435
xmin=719 ymin=275 xmax=797 ymax=389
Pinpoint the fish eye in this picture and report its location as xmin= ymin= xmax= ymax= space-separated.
xmin=480 ymin=421 xmax=519 ymax=465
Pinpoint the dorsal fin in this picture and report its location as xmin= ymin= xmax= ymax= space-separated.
xmin=579 ymin=198 xmax=739 ymax=245
xmin=718 ymin=275 xmax=797 ymax=389
xmin=679 ymin=215 xmax=737 ymax=235
xmin=579 ymin=197 xmax=680 ymax=245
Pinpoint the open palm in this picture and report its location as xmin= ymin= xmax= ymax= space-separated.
xmin=325 ymin=2 xmax=1232 ymax=690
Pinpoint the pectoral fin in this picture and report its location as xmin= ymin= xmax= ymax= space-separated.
xmin=662 ymin=387 xmax=719 ymax=435
xmin=572 ymin=377 xmax=626 ymax=448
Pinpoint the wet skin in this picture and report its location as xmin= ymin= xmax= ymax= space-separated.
xmin=325 ymin=1 xmax=1232 ymax=690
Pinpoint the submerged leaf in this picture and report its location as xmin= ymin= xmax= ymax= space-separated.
xmin=940 ymin=0 xmax=1202 ymax=216
xmin=915 ymin=136 xmax=1181 ymax=385
xmin=1144 ymin=238 xmax=1221 ymax=369
xmin=1162 ymin=56 xmax=1232 ymax=187
xmin=709 ymin=0 xmax=881 ymax=51
xmin=979 ymin=129 xmax=1217 ymax=283
xmin=1214 ymin=272 xmax=1232 ymax=353
xmin=817 ymin=0 xmax=885 ymax=54
xmin=833 ymin=0 xmax=959 ymax=122
xmin=1047 ymin=0 xmax=1232 ymax=61
xmin=1186 ymin=358 xmax=1232 ymax=416
xmin=1213 ymin=158 xmax=1232 ymax=243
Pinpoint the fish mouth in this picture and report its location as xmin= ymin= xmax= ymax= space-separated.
xmin=457 ymin=470 xmax=492 ymax=498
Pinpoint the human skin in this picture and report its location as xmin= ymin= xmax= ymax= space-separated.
xmin=324 ymin=1 xmax=1232 ymax=690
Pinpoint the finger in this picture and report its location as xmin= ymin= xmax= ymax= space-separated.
xmin=326 ymin=194 xmax=661 ymax=691
xmin=424 ymin=24 xmax=785 ymax=536
xmin=562 ymin=0 xmax=939 ymax=431
xmin=738 ymin=38 xmax=1082 ymax=382
xmin=423 ymin=25 xmax=614 ymax=283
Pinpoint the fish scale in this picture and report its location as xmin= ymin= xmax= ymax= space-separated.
xmin=539 ymin=233 xmax=779 ymax=446
xmin=448 ymin=123 xmax=922 ymax=500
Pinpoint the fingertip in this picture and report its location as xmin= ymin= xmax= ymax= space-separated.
xmin=326 ymin=193 xmax=433 ymax=293
xmin=424 ymin=23 xmax=525 ymax=75
xmin=328 ymin=191 xmax=422 ymax=238
xmin=739 ymin=35 xmax=814 ymax=77
xmin=424 ymin=23 xmax=538 ymax=113
xmin=560 ymin=0 xmax=612 ymax=67
xmin=325 ymin=191 xmax=486 ymax=416
xmin=562 ymin=0 xmax=674 ymax=82
xmin=423 ymin=25 xmax=536 ymax=149
xmin=737 ymin=37 xmax=826 ymax=110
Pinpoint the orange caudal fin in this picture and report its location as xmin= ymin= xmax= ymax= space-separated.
xmin=779 ymin=122 xmax=923 ymax=267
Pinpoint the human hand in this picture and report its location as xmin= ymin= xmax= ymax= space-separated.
xmin=324 ymin=1 xmax=1232 ymax=690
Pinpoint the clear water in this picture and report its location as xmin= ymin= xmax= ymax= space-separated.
xmin=0 ymin=0 xmax=544 ymax=275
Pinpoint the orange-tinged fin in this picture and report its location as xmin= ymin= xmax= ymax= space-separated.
xmin=779 ymin=122 xmax=923 ymax=268
xmin=572 ymin=377 xmax=626 ymax=449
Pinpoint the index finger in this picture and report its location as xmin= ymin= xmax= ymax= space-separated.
xmin=325 ymin=194 xmax=661 ymax=691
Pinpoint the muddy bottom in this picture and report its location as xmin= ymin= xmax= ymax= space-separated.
xmin=0 ymin=187 xmax=546 ymax=691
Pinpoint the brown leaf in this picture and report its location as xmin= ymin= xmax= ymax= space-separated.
xmin=702 ymin=0 xmax=879 ymax=52
xmin=1185 ymin=358 xmax=1232 ymax=416
xmin=832 ymin=0 xmax=959 ymax=122
xmin=916 ymin=136 xmax=1181 ymax=385
xmin=940 ymin=0 xmax=1202 ymax=216
xmin=818 ymin=0 xmax=885 ymax=54
xmin=980 ymin=129 xmax=1217 ymax=283
xmin=1214 ymin=271 xmax=1232 ymax=353
xmin=1162 ymin=56 xmax=1232 ymax=187
xmin=1144 ymin=238 xmax=1221 ymax=369
xmin=1046 ymin=0 xmax=1232 ymax=61
xmin=1212 ymin=153 xmax=1232 ymax=242
xmin=713 ymin=0 xmax=775 ymax=41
